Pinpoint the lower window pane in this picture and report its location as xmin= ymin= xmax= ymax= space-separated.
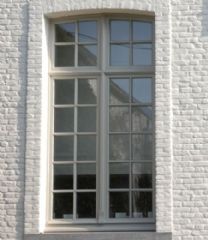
xmin=132 ymin=106 xmax=152 ymax=132
xmin=132 ymin=134 xmax=153 ymax=161
xmin=53 ymin=193 xmax=73 ymax=219
xmin=54 ymin=136 xmax=74 ymax=161
xmin=132 ymin=191 xmax=152 ymax=218
xmin=109 ymin=163 xmax=129 ymax=189
xmin=132 ymin=163 xmax=152 ymax=189
xmin=109 ymin=192 xmax=129 ymax=218
xmin=55 ymin=108 xmax=74 ymax=132
xmin=54 ymin=164 xmax=73 ymax=189
xmin=109 ymin=106 xmax=130 ymax=132
xmin=109 ymin=134 xmax=130 ymax=161
xmin=77 ymin=163 xmax=96 ymax=189
xmin=77 ymin=192 xmax=96 ymax=218
xmin=78 ymin=107 xmax=96 ymax=132
xmin=77 ymin=135 xmax=96 ymax=161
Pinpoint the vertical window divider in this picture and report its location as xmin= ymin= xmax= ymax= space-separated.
xmin=50 ymin=78 xmax=55 ymax=221
xmin=98 ymin=16 xmax=108 ymax=223
xmin=73 ymin=78 xmax=78 ymax=220
xmin=75 ymin=21 xmax=78 ymax=67
xmin=129 ymin=77 xmax=132 ymax=218
xmin=130 ymin=20 xmax=133 ymax=66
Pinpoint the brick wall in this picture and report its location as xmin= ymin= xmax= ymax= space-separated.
xmin=0 ymin=0 xmax=28 ymax=240
xmin=172 ymin=0 xmax=208 ymax=239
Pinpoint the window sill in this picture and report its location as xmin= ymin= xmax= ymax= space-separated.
xmin=25 ymin=232 xmax=172 ymax=240
xmin=44 ymin=222 xmax=155 ymax=232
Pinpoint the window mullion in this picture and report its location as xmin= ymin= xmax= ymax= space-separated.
xmin=73 ymin=78 xmax=78 ymax=220
xmin=97 ymin=17 xmax=108 ymax=223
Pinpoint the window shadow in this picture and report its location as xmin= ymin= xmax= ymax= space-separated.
xmin=202 ymin=0 xmax=208 ymax=37
xmin=15 ymin=2 xmax=29 ymax=239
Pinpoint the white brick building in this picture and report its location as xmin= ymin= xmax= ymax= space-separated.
xmin=0 ymin=0 xmax=208 ymax=239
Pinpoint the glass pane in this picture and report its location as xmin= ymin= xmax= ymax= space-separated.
xmin=54 ymin=164 xmax=73 ymax=189
xmin=132 ymin=163 xmax=152 ymax=189
xmin=132 ymin=78 xmax=152 ymax=104
xmin=55 ymin=80 xmax=74 ymax=105
xmin=109 ymin=107 xmax=130 ymax=132
xmin=55 ymin=23 xmax=75 ymax=42
xmin=54 ymin=108 xmax=74 ymax=132
xmin=110 ymin=20 xmax=130 ymax=41
xmin=132 ymin=134 xmax=153 ymax=161
xmin=109 ymin=192 xmax=129 ymax=218
xmin=110 ymin=44 xmax=130 ymax=66
xmin=77 ymin=192 xmax=96 ymax=218
xmin=132 ymin=107 xmax=152 ymax=132
xmin=109 ymin=163 xmax=129 ymax=189
xmin=54 ymin=136 xmax=74 ymax=161
xmin=110 ymin=78 xmax=130 ymax=104
xmin=133 ymin=21 xmax=152 ymax=41
xmin=78 ymin=44 xmax=97 ymax=66
xmin=133 ymin=44 xmax=152 ymax=66
xmin=132 ymin=192 xmax=152 ymax=218
xmin=53 ymin=193 xmax=73 ymax=219
xmin=77 ymin=163 xmax=96 ymax=189
xmin=78 ymin=21 xmax=97 ymax=42
xmin=109 ymin=134 xmax=130 ymax=161
xmin=78 ymin=79 xmax=97 ymax=104
xmin=55 ymin=45 xmax=75 ymax=67
xmin=78 ymin=107 xmax=96 ymax=132
xmin=77 ymin=135 xmax=96 ymax=161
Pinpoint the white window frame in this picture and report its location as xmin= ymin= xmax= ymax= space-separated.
xmin=47 ymin=14 xmax=155 ymax=232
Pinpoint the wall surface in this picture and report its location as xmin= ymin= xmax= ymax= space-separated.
xmin=172 ymin=0 xmax=208 ymax=239
xmin=0 ymin=0 xmax=208 ymax=240
xmin=0 ymin=0 xmax=28 ymax=240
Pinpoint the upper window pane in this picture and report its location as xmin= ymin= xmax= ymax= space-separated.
xmin=55 ymin=45 xmax=75 ymax=67
xmin=133 ymin=43 xmax=152 ymax=66
xmin=55 ymin=23 xmax=75 ymax=42
xmin=78 ymin=44 xmax=97 ymax=66
xmin=110 ymin=20 xmax=130 ymax=42
xmin=110 ymin=44 xmax=130 ymax=66
xmin=133 ymin=21 xmax=152 ymax=41
xmin=78 ymin=21 xmax=97 ymax=42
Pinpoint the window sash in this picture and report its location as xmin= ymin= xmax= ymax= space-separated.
xmin=48 ymin=15 xmax=155 ymax=226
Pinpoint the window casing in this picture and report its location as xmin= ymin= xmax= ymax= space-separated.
xmin=48 ymin=15 xmax=155 ymax=230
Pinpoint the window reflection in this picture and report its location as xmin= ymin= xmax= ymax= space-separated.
xmin=78 ymin=44 xmax=97 ymax=66
xmin=110 ymin=78 xmax=130 ymax=104
xmin=77 ymin=192 xmax=96 ymax=218
xmin=132 ymin=192 xmax=152 ymax=218
xmin=53 ymin=193 xmax=73 ymax=219
xmin=55 ymin=23 xmax=75 ymax=42
xmin=110 ymin=163 xmax=129 ymax=188
xmin=78 ymin=21 xmax=97 ymax=42
xmin=109 ymin=192 xmax=129 ymax=218
xmin=132 ymin=78 xmax=152 ymax=104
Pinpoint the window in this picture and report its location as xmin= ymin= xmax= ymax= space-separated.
xmin=49 ymin=15 xmax=154 ymax=229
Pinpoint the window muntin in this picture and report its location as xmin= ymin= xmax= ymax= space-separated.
xmin=50 ymin=16 xmax=154 ymax=226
